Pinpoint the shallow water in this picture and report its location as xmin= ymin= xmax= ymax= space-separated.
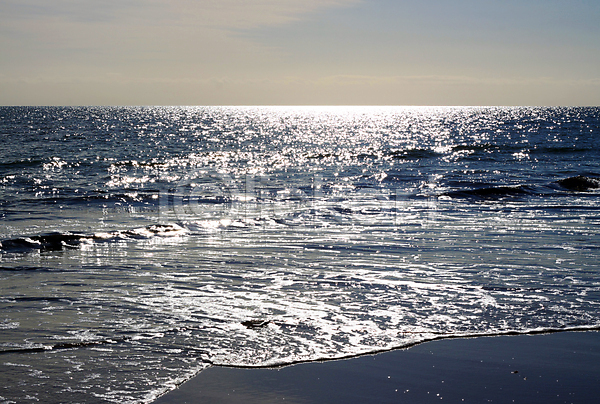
xmin=1 ymin=106 xmax=599 ymax=403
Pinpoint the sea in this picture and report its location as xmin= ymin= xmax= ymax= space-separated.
xmin=1 ymin=106 xmax=599 ymax=403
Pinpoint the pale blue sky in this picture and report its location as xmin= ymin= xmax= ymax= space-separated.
xmin=1 ymin=0 xmax=598 ymax=105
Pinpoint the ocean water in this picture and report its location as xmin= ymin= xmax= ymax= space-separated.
xmin=1 ymin=106 xmax=599 ymax=403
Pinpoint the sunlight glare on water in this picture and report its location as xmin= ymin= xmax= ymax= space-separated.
xmin=0 ymin=106 xmax=599 ymax=403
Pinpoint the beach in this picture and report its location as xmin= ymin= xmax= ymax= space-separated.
xmin=154 ymin=331 xmax=600 ymax=404
xmin=2 ymin=106 xmax=599 ymax=403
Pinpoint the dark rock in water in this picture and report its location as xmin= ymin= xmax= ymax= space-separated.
xmin=241 ymin=320 xmax=270 ymax=329
xmin=557 ymin=176 xmax=600 ymax=192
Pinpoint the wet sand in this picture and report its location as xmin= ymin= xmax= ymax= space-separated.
xmin=153 ymin=331 xmax=600 ymax=404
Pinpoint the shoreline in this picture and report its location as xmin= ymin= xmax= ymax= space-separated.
xmin=153 ymin=330 xmax=600 ymax=404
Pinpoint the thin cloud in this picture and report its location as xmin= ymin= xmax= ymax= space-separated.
xmin=0 ymin=0 xmax=362 ymax=78
xmin=1 ymin=0 xmax=362 ymax=29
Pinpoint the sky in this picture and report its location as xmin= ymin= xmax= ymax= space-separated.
xmin=1 ymin=0 xmax=599 ymax=106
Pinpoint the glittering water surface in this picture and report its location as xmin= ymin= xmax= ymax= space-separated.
xmin=1 ymin=106 xmax=599 ymax=403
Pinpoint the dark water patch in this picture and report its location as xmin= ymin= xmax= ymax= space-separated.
xmin=378 ymin=148 xmax=442 ymax=160
xmin=451 ymin=143 xmax=498 ymax=153
xmin=443 ymin=175 xmax=600 ymax=201
xmin=0 ymin=265 xmax=52 ymax=272
xmin=481 ymin=285 xmax=545 ymax=293
xmin=0 ymin=326 xmax=202 ymax=357
xmin=451 ymin=142 xmax=527 ymax=156
xmin=556 ymin=176 xmax=600 ymax=192
xmin=8 ymin=296 xmax=77 ymax=303
xmin=531 ymin=146 xmax=592 ymax=155
xmin=520 ymin=205 xmax=600 ymax=212
xmin=443 ymin=185 xmax=533 ymax=200
xmin=29 ymin=190 xmax=158 ymax=203
xmin=0 ymin=338 xmax=131 ymax=356
xmin=305 ymin=148 xmax=442 ymax=162
xmin=0 ymin=158 xmax=44 ymax=170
